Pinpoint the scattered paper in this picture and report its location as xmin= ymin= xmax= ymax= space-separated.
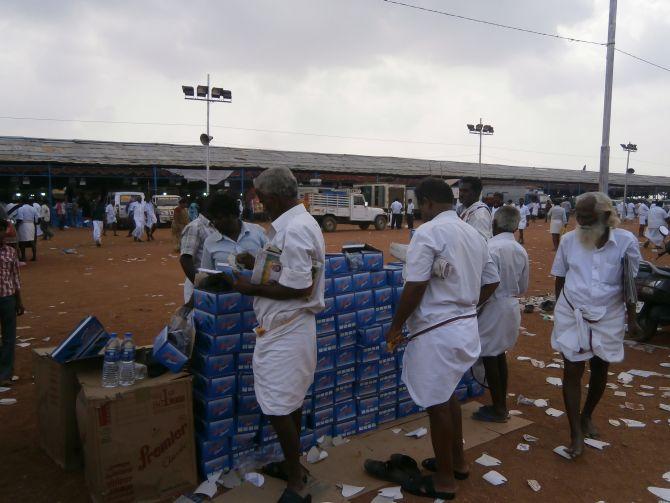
xmin=508 ymin=409 xmax=523 ymax=416
xmin=194 ymin=469 xmax=222 ymax=498
xmin=339 ymin=484 xmax=365 ymax=498
xmin=306 ymin=446 xmax=329 ymax=464
xmin=620 ymin=418 xmax=646 ymax=428
xmin=617 ymin=372 xmax=633 ymax=384
xmin=475 ymin=453 xmax=502 ymax=467
xmin=546 ymin=377 xmax=562 ymax=387
xmin=516 ymin=356 xmax=531 ymax=361
xmin=391 ymin=428 xmax=402 ymax=434
xmin=628 ymin=369 xmax=660 ymax=378
xmin=332 ymin=435 xmax=350 ymax=446
xmin=0 ymin=398 xmax=17 ymax=405
xmin=316 ymin=435 xmax=331 ymax=446
xmin=218 ymin=470 xmax=241 ymax=489
xmin=527 ymin=479 xmax=541 ymax=492
xmin=522 ymin=331 xmax=536 ymax=337
xmin=606 ymin=383 xmax=618 ymax=389
xmin=16 ymin=342 xmax=30 ymax=348
xmin=405 ymin=427 xmax=428 ymax=438
xmin=534 ymin=399 xmax=549 ymax=408
xmin=661 ymin=363 xmax=670 ymax=368
xmin=0 ymin=387 xmax=9 ymax=393
xmin=16 ymin=327 xmax=31 ymax=331
xmin=377 ymin=486 xmax=403 ymax=500
xmin=614 ymin=391 xmax=627 ymax=397
xmin=636 ymin=392 xmax=654 ymax=397
xmin=243 ymin=472 xmax=265 ymax=487
xmin=640 ymin=384 xmax=655 ymax=389
xmin=545 ymin=408 xmax=564 ymax=417
xmin=546 ymin=363 xmax=562 ymax=369
xmin=482 ymin=470 xmax=507 ymax=486
xmin=10 ymin=376 xmax=18 ymax=382
xmin=553 ymin=445 xmax=572 ymax=460
xmin=624 ymin=402 xmax=644 ymax=411
xmin=660 ymin=404 xmax=670 ymax=412
xmin=648 ymin=487 xmax=670 ymax=500
xmin=42 ymin=337 xmax=51 ymax=342
xmin=531 ymin=359 xmax=545 ymax=369
xmin=517 ymin=443 xmax=530 ymax=452
xmin=523 ymin=434 xmax=539 ymax=442
xmin=370 ymin=496 xmax=395 ymax=503
xmin=663 ymin=472 xmax=670 ymax=483
xmin=584 ymin=439 xmax=610 ymax=450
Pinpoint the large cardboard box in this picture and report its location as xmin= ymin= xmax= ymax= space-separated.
xmin=75 ymin=369 xmax=197 ymax=502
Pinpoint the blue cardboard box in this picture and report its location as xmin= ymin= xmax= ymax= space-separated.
xmin=334 ymin=399 xmax=356 ymax=422
xmin=336 ymin=347 xmax=356 ymax=368
xmin=379 ymin=353 xmax=396 ymax=375
xmin=196 ymin=333 xmax=241 ymax=355
xmin=338 ymin=329 xmax=357 ymax=349
xmin=193 ymin=373 xmax=236 ymax=398
xmin=192 ymin=351 xmax=235 ymax=378
xmin=356 ymin=344 xmax=381 ymax=363
xmin=317 ymin=333 xmax=337 ymax=354
xmin=195 ymin=290 xmax=243 ymax=315
xmin=370 ymin=270 xmax=387 ymax=288
xmin=316 ymin=351 xmax=336 ymax=372
xmin=336 ymin=366 xmax=355 ymax=386
xmin=241 ymin=294 xmax=254 ymax=311
xmin=379 ymin=389 xmax=397 ymax=408
xmin=194 ymin=392 xmax=235 ymax=421
xmin=336 ymin=312 xmax=356 ymax=332
xmin=200 ymin=455 xmax=231 ymax=477
xmin=398 ymin=385 xmax=411 ymax=402
xmin=379 ymin=373 xmax=397 ymax=392
xmin=300 ymin=430 xmax=315 ymax=453
xmin=194 ymin=310 xmax=242 ymax=336
xmin=237 ymin=393 xmax=261 ymax=415
xmin=319 ymin=297 xmax=336 ymax=318
xmin=354 ymin=378 xmax=379 ymax=397
xmin=317 ymin=316 xmax=336 ymax=335
xmin=355 ymin=361 xmax=380 ymax=381
xmin=334 ymin=418 xmax=357 ymax=438
xmin=237 ymin=352 xmax=254 ymax=373
xmin=357 ymin=413 xmax=378 ymax=433
xmin=324 ymin=278 xmax=334 ymax=297
xmin=353 ymin=290 xmax=374 ymax=310
xmin=392 ymin=287 xmax=404 ymax=307
xmin=231 ymin=447 xmax=257 ymax=469
xmin=241 ymin=311 xmax=258 ymax=332
xmin=375 ymin=304 xmax=393 ymax=322
xmin=237 ymin=373 xmax=254 ymax=394
xmin=378 ymin=407 xmax=397 ymax=424
xmin=374 ymin=287 xmax=393 ymax=307
xmin=355 ymin=308 xmax=377 ymax=329
xmin=240 ymin=332 xmax=256 ymax=352
xmin=332 ymin=275 xmax=353 ymax=295
xmin=327 ymin=254 xmax=348 ymax=276
xmin=196 ymin=435 xmax=230 ymax=461
xmin=334 ymin=383 xmax=354 ymax=403
xmin=397 ymin=400 xmax=421 ymax=417
xmin=311 ymin=407 xmax=334 ymax=429
xmin=236 ymin=413 xmax=261 ymax=434
xmin=193 ymin=289 xmax=218 ymax=314
xmin=196 ymin=417 xmax=234 ymax=441
xmin=357 ymin=395 xmax=380 ymax=416
xmin=231 ymin=432 xmax=257 ymax=452
xmin=261 ymin=424 xmax=278 ymax=443
xmin=313 ymin=388 xmax=335 ymax=409
xmin=385 ymin=267 xmax=404 ymax=287
xmin=344 ymin=251 xmax=363 ymax=272
xmin=313 ymin=370 xmax=335 ymax=392
xmin=152 ymin=326 xmax=189 ymax=373
xmin=358 ymin=325 xmax=383 ymax=346
xmin=362 ymin=251 xmax=383 ymax=272
xmin=314 ymin=425 xmax=334 ymax=442
xmin=334 ymin=293 xmax=355 ymax=313
xmin=454 ymin=384 xmax=469 ymax=401
xmin=352 ymin=272 xmax=372 ymax=291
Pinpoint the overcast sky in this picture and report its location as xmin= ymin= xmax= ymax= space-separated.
xmin=1 ymin=0 xmax=668 ymax=176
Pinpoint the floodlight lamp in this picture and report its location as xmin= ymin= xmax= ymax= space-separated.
xmin=196 ymin=85 xmax=208 ymax=97
xmin=182 ymin=85 xmax=194 ymax=97
xmin=467 ymin=124 xmax=475 ymax=132
xmin=22 ymin=177 xmax=29 ymax=185
xmin=221 ymin=89 xmax=232 ymax=100
xmin=630 ymin=144 xmax=637 ymax=151
xmin=627 ymin=168 xmax=635 ymax=174
xmin=620 ymin=143 xmax=627 ymax=149
xmin=475 ymin=123 xmax=483 ymax=132
xmin=483 ymin=125 xmax=494 ymax=134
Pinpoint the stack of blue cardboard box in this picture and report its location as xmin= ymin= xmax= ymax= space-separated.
xmin=189 ymin=248 xmax=484 ymax=477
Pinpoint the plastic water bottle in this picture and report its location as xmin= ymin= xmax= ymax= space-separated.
xmin=101 ymin=334 xmax=120 ymax=388
xmin=119 ymin=332 xmax=136 ymax=386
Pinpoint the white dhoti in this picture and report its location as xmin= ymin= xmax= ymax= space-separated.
xmin=401 ymin=316 xmax=480 ymax=408
xmin=133 ymin=213 xmax=145 ymax=239
xmin=253 ymin=312 xmax=317 ymax=415
xmin=478 ymin=297 xmax=521 ymax=356
xmin=551 ymin=292 xmax=625 ymax=363
xmin=549 ymin=220 xmax=564 ymax=234
xmin=92 ymin=220 xmax=103 ymax=243
xmin=17 ymin=222 xmax=35 ymax=242
xmin=639 ymin=216 xmax=647 ymax=226
xmin=183 ymin=278 xmax=194 ymax=304
xmin=518 ymin=221 xmax=527 ymax=231
xmin=645 ymin=227 xmax=665 ymax=247
xmin=35 ymin=223 xmax=43 ymax=237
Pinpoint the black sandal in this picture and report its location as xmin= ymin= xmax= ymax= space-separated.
xmin=421 ymin=458 xmax=469 ymax=480
xmin=262 ymin=462 xmax=311 ymax=483
xmin=364 ymin=453 xmax=421 ymax=484
xmin=402 ymin=474 xmax=455 ymax=500
xmin=277 ymin=488 xmax=311 ymax=503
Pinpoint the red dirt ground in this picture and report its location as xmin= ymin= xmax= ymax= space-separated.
xmin=1 ymin=218 xmax=669 ymax=502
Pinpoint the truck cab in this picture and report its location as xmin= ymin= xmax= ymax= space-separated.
xmin=152 ymin=195 xmax=180 ymax=226
xmin=300 ymin=188 xmax=387 ymax=232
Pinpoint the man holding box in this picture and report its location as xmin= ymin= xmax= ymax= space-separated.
xmin=225 ymin=167 xmax=325 ymax=503
xmin=385 ymin=177 xmax=499 ymax=500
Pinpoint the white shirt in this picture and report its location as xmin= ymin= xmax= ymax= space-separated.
xmin=105 ymin=203 xmax=116 ymax=222
xmin=460 ymin=201 xmax=493 ymax=240
xmin=253 ymin=204 xmax=326 ymax=330
xmin=40 ymin=204 xmax=51 ymax=222
xmin=16 ymin=204 xmax=37 ymax=222
xmin=626 ymin=202 xmax=636 ymax=216
xmin=648 ymin=205 xmax=668 ymax=228
xmin=201 ymin=222 xmax=268 ymax=270
xmin=638 ymin=203 xmax=649 ymax=218
xmin=531 ymin=202 xmax=539 ymax=215
xmin=487 ymin=233 xmax=529 ymax=300
xmin=616 ymin=202 xmax=624 ymax=215
xmin=390 ymin=201 xmax=403 ymax=214
xmin=549 ymin=205 xmax=568 ymax=224
xmin=32 ymin=203 xmax=42 ymax=221
xmin=407 ymin=202 xmax=414 ymax=214
xmin=128 ymin=201 xmax=139 ymax=215
xmin=518 ymin=204 xmax=530 ymax=225
xmin=551 ymin=228 xmax=640 ymax=313
xmin=405 ymin=210 xmax=499 ymax=334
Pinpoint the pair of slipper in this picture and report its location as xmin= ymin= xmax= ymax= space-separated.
xmin=262 ymin=462 xmax=311 ymax=503
xmin=364 ymin=453 xmax=468 ymax=500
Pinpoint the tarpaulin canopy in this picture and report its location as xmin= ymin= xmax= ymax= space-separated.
xmin=166 ymin=168 xmax=233 ymax=185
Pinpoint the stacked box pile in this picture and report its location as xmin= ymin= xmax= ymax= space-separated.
xmin=190 ymin=251 xmax=485 ymax=478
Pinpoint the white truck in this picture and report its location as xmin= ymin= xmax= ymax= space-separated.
xmin=152 ymin=194 xmax=180 ymax=226
xmin=299 ymin=188 xmax=387 ymax=232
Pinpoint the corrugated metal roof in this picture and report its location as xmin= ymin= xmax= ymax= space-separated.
xmin=0 ymin=136 xmax=667 ymax=188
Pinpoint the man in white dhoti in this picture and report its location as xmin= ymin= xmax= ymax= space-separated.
xmin=643 ymin=202 xmax=669 ymax=249
xmin=144 ymin=200 xmax=158 ymax=241
xmin=517 ymin=197 xmax=529 ymax=244
xmin=224 ymin=167 xmax=325 ymax=503
xmin=91 ymin=197 xmax=105 ymax=247
xmin=103 ymin=200 xmax=117 ymax=236
xmin=616 ymin=200 xmax=625 ymax=219
xmin=16 ymin=201 xmax=37 ymax=262
xmin=131 ymin=196 xmax=145 ymax=242
xmin=384 ymin=178 xmax=499 ymax=499
xmin=548 ymin=201 xmax=568 ymax=251
xmin=458 ymin=177 xmax=492 ymax=240
xmin=474 ymin=206 xmax=529 ymax=423
xmin=551 ymin=192 xmax=641 ymax=458
xmin=626 ymin=201 xmax=636 ymax=221
xmin=637 ymin=200 xmax=649 ymax=238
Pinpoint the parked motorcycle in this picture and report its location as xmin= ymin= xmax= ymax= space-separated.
xmin=635 ymin=227 xmax=670 ymax=341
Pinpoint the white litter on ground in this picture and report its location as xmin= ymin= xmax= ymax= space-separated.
xmin=482 ymin=470 xmax=507 ymax=486
xmin=527 ymin=479 xmax=541 ymax=492
xmin=545 ymin=408 xmax=564 ymax=417
xmin=584 ymin=439 xmax=610 ymax=450
xmin=475 ymin=453 xmax=501 ymax=467
xmin=339 ymin=484 xmax=365 ymax=498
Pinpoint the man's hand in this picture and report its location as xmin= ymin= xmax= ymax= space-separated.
xmin=16 ymin=303 xmax=25 ymax=316
xmin=236 ymin=252 xmax=256 ymax=270
xmin=385 ymin=325 xmax=404 ymax=352
xmin=230 ymin=273 xmax=256 ymax=296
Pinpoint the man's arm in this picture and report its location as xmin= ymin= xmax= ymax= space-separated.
xmin=478 ymin=282 xmax=500 ymax=306
xmin=179 ymin=255 xmax=196 ymax=283
xmin=555 ymin=276 xmax=565 ymax=300
xmin=232 ymin=276 xmax=312 ymax=300
xmin=390 ymin=281 xmax=428 ymax=333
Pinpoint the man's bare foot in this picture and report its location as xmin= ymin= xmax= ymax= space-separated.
xmin=581 ymin=416 xmax=599 ymax=439
xmin=566 ymin=434 xmax=584 ymax=458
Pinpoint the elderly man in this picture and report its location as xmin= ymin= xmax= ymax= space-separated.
xmin=637 ymin=200 xmax=649 ymax=238
xmin=179 ymin=196 xmax=215 ymax=304
xmin=225 ymin=167 xmax=325 ymax=503
xmin=551 ymin=192 xmax=641 ymax=458
xmin=474 ymin=206 xmax=529 ymax=423
xmin=383 ymin=177 xmax=499 ymax=499
xmin=644 ymin=202 xmax=669 ymax=249
xmin=458 ymin=177 xmax=492 ymax=240
xmin=548 ymin=200 xmax=568 ymax=251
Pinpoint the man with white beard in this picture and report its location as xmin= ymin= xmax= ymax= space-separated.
xmin=551 ymin=192 xmax=641 ymax=458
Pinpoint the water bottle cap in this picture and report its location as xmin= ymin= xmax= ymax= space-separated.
xmin=124 ymin=332 xmax=133 ymax=338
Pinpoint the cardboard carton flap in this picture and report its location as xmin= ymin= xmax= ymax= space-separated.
xmin=77 ymin=368 xmax=191 ymax=401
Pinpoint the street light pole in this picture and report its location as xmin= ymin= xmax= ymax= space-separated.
xmin=478 ymin=117 xmax=483 ymax=171
xmin=598 ymin=0 xmax=618 ymax=194
xmin=621 ymin=142 xmax=637 ymax=206
xmin=206 ymin=73 xmax=211 ymax=195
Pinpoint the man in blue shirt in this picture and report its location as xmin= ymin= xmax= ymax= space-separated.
xmin=200 ymin=193 xmax=267 ymax=271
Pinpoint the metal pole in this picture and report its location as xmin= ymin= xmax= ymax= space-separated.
xmin=478 ymin=117 xmax=483 ymax=179
xmin=598 ymin=0 xmax=618 ymax=194
xmin=623 ymin=148 xmax=630 ymax=205
xmin=47 ymin=163 xmax=53 ymax=209
xmin=206 ymin=73 xmax=211 ymax=195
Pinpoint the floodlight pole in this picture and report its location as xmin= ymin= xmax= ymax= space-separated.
xmin=598 ymin=0 xmax=618 ymax=195
xmin=478 ymin=117 xmax=483 ymax=178
xmin=206 ymin=73 xmax=211 ymax=195
xmin=622 ymin=142 xmax=636 ymax=205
